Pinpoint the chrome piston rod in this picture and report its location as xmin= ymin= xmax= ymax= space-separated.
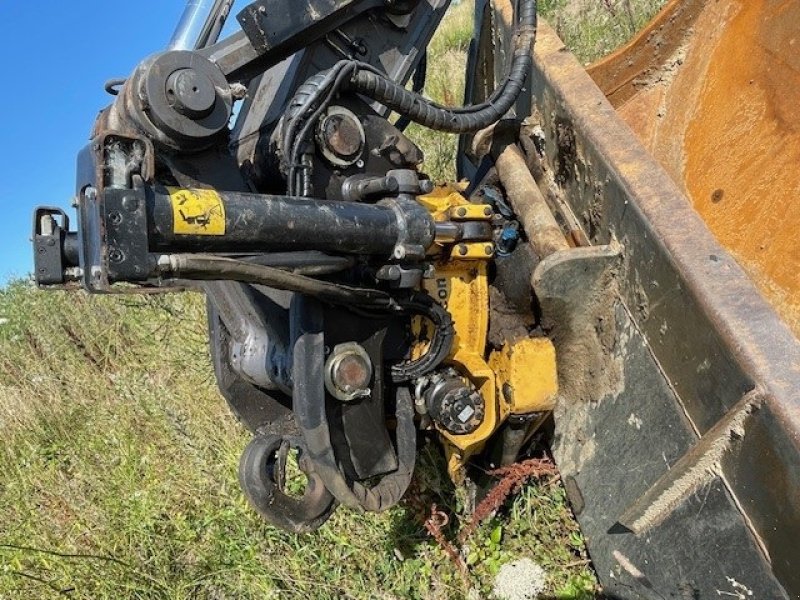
xmin=168 ymin=0 xmax=233 ymax=51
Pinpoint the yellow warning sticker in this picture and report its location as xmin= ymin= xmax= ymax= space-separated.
xmin=169 ymin=187 xmax=226 ymax=236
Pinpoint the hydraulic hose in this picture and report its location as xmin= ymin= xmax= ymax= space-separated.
xmin=391 ymin=294 xmax=454 ymax=383
xmin=348 ymin=0 xmax=537 ymax=133
xmin=238 ymin=252 xmax=355 ymax=276
xmin=161 ymin=256 xmax=452 ymax=378
xmin=160 ymin=254 xmax=396 ymax=309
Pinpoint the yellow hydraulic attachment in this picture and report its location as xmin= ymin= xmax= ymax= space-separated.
xmin=418 ymin=187 xmax=559 ymax=481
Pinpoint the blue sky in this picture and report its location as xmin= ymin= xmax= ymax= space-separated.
xmin=0 ymin=1 xmax=189 ymax=282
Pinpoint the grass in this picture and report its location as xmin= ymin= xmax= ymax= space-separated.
xmin=0 ymin=283 xmax=594 ymax=599
xmin=0 ymin=1 xmax=667 ymax=598
xmin=405 ymin=1 xmax=474 ymax=183
xmin=540 ymin=0 xmax=668 ymax=64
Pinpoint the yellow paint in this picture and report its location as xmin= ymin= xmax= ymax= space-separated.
xmin=417 ymin=188 xmax=472 ymax=222
xmin=454 ymin=242 xmax=495 ymax=260
xmin=415 ymin=186 xmax=559 ymax=481
xmin=489 ymin=338 xmax=558 ymax=416
xmin=422 ymin=261 xmax=489 ymax=361
xmin=449 ymin=204 xmax=493 ymax=221
xmin=169 ymin=187 xmax=226 ymax=236
xmin=444 ymin=443 xmax=465 ymax=484
xmin=422 ymin=256 xmax=500 ymax=469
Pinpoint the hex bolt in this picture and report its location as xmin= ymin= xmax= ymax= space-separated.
xmin=457 ymin=207 xmax=468 ymax=218
xmin=484 ymin=207 xmax=493 ymax=217
xmin=108 ymin=211 xmax=123 ymax=226
xmin=458 ymin=245 xmax=468 ymax=256
xmin=108 ymin=248 xmax=124 ymax=263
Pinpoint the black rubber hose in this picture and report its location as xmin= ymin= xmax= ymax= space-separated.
xmin=161 ymin=254 xmax=396 ymax=309
xmin=348 ymin=0 xmax=537 ymax=133
xmin=290 ymin=63 xmax=357 ymax=195
xmin=283 ymin=63 xmax=355 ymax=195
xmin=350 ymin=387 xmax=417 ymax=512
xmin=391 ymin=294 xmax=454 ymax=383
xmin=238 ymin=251 xmax=355 ymax=276
xmin=395 ymin=51 xmax=427 ymax=132
xmin=165 ymin=256 xmax=452 ymax=381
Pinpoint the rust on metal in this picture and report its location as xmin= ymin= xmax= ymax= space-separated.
xmin=587 ymin=0 xmax=705 ymax=108
xmin=590 ymin=0 xmax=800 ymax=336
xmin=492 ymin=15 xmax=800 ymax=595
xmin=495 ymin=144 xmax=570 ymax=257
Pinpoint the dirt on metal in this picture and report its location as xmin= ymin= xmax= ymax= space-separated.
xmin=589 ymin=0 xmax=800 ymax=336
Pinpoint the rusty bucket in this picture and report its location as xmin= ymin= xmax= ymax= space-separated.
xmin=589 ymin=0 xmax=800 ymax=335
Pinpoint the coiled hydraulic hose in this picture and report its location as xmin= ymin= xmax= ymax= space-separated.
xmin=348 ymin=0 xmax=537 ymax=133
xmin=391 ymin=294 xmax=454 ymax=383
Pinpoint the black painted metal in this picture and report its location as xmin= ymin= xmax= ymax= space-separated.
xmin=32 ymin=208 xmax=74 ymax=286
xmin=147 ymin=187 xmax=434 ymax=256
xmin=238 ymin=430 xmax=337 ymax=533
xmin=237 ymin=0 xmax=382 ymax=56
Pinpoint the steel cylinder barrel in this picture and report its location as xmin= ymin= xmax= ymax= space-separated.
xmin=147 ymin=187 xmax=435 ymax=256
